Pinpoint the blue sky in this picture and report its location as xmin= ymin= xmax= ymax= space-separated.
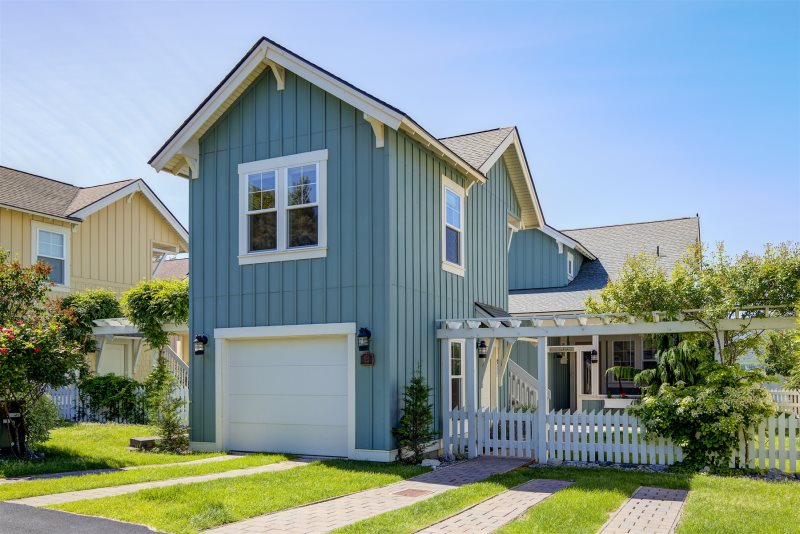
xmin=1 ymin=1 xmax=797 ymax=255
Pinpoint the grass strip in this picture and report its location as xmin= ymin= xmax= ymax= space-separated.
xmin=50 ymin=459 xmax=428 ymax=534
xmin=334 ymin=468 xmax=541 ymax=534
xmin=0 ymin=453 xmax=291 ymax=500
xmin=0 ymin=423 xmax=220 ymax=478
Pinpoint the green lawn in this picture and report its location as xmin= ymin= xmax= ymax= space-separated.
xmin=337 ymin=466 xmax=800 ymax=534
xmin=0 ymin=453 xmax=291 ymax=500
xmin=0 ymin=423 xmax=221 ymax=478
xmin=51 ymin=460 xmax=428 ymax=534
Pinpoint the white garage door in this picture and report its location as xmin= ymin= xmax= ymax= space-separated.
xmin=226 ymin=335 xmax=348 ymax=457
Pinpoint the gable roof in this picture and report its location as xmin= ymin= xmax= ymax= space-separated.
xmin=149 ymin=37 xmax=485 ymax=187
xmin=152 ymin=256 xmax=189 ymax=280
xmin=440 ymin=128 xmax=515 ymax=170
xmin=0 ymin=165 xmax=188 ymax=246
xmin=509 ymin=216 xmax=701 ymax=314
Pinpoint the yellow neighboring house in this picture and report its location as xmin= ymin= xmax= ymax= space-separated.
xmin=0 ymin=165 xmax=189 ymax=382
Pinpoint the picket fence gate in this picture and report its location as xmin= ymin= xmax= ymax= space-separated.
xmin=447 ymin=408 xmax=800 ymax=472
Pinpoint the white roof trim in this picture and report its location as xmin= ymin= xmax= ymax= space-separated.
xmin=539 ymin=224 xmax=596 ymax=260
xmin=70 ymin=180 xmax=189 ymax=248
xmin=149 ymin=38 xmax=486 ymax=186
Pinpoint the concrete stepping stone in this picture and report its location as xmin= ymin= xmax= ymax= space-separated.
xmin=598 ymin=486 xmax=689 ymax=534
xmin=205 ymin=456 xmax=530 ymax=534
xmin=418 ymin=478 xmax=573 ymax=533
xmin=0 ymin=454 xmax=244 ymax=484
xmin=7 ymin=458 xmax=314 ymax=507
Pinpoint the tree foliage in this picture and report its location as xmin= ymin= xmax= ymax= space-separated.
xmin=0 ymin=249 xmax=51 ymax=324
xmin=631 ymin=364 xmax=774 ymax=470
xmin=586 ymin=242 xmax=800 ymax=366
xmin=56 ymin=289 xmax=122 ymax=353
xmin=394 ymin=369 xmax=437 ymax=464
xmin=634 ymin=340 xmax=713 ymax=396
xmin=757 ymin=330 xmax=800 ymax=377
xmin=122 ymin=278 xmax=188 ymax=351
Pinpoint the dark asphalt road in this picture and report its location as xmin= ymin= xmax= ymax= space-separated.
xmin=0 ymin=502 xmax=159 ymax=533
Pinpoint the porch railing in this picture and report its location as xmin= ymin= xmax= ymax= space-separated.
xmin=164 ymin=346 xmax=189 ymax=388
xmin=507 ymin=360 xmax=549 ymax=411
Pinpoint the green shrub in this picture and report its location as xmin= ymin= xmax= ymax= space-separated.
xmin=122 ymin=279 xmax=188 ymax=351
xmin=631 ymin=364 xmax=774 ymax=471
xmin=57 ymin=289 xmax=122 ymax=353
xmin=25 ymin=395 xmax=60 ymax=452
xmin=78 ymin=374 xmax=147 ymax=424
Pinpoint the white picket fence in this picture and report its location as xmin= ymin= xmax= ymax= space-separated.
xmin=49 ymin=385 xmax=189 ymax=424
xmin=447 ymin=408 xmax=800 ymax=472
xmin=771 ymin=389 xmax=800 ymax=417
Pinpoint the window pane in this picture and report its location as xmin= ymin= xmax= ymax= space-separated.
xmin=288 ymin=184 xmax=317 ymax=206
xmin=38 ymin=256 xmax=64 ymax=284
xmin=247 ymin=172 xmax=275 ymax=211
xmin=445 ymin=190 xmax=461 ymax=229
xmin=249 ymin=212 xmax=277 ymax=251
xmin=451 ymin=378 xmax=462 ymax=409
xmin=287 ymin=206 xmax=318 ymax=248
xmin=445 ymin=226 xmax=460 ymax=265
xmin=288 ymin=165 xmax=316 ymax=188
xmin=38 ymin=230 xmax=64 ymax=258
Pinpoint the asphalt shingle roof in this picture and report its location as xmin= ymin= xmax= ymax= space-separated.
xmin=152 ymin=257 xmax=189 ymax=280
xmin=0 ymin=166 xmax=134 ymax=220
xmin=509 ymin=217 xmax=700 ymax=314
xmin=439 ymin=127 xmax=515 ymax=170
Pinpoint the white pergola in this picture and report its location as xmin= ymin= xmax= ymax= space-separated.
xmin=91 ymin=318 xmax=187 ymax=374
xmin=436 ymin=307 xmax=797 ymax=459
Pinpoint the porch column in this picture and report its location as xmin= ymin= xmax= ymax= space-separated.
xmin=440 ymin=338 xmax=452 ymax=458
xmin=536 ymin=336 xmax=548 ymax=463
xmin=465 ymin=338 xmax=479 ymax=458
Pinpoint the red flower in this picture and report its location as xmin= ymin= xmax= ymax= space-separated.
xmin=6 ymin=334 xmax=13 ymax=340
xmin=33 ymin=347 xmax=40 ymax=353
xmin=0 ymin=348 xmax=7 ymax=354
xmin=16 ymin=321 xmax=24 ymax=325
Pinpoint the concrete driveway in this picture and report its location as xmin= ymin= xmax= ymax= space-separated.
xmin=0 ymin=502 xmax=159 ymax=533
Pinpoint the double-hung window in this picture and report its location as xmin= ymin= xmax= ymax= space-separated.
xmin=31 ymin=222 xmax=69 ymax=288
xmin=441 ymin=176 xmax=465 ymax=276
xmin=612 ymin=340 xmax=635 ymax=368
xmin=238 ymin=150 xmax=327 ymax=264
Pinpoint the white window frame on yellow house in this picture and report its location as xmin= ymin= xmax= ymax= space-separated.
xmin=441 ymin=175 xmax=465 ymax=277
xmin=237 ymin=149 xmax=328 ymax=265
xmin=31 ymin=221 xmax=70 ymax=290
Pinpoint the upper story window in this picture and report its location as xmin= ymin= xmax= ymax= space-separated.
xmin=238 ymin=150 xmax=328 ymax=265
xmin=567 ymin=252 xmax=575 ymax=280
xmin=31 ymin=221 xmax=69 ymax=288
xmin=441 ymin=176 xmax=465 ymax=276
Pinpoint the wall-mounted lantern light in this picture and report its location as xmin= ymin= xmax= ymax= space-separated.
xmin=358 ymin=328 xmax=371 ymax=351
xmin=194 ymin=334 xmax=208 ymax=355
xmin=477 ymin=340 xmax=488 ymax=358
xmin=590 ymin=349 xmax=599 ymax=364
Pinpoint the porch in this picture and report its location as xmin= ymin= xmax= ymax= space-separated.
xmin=437 ymin=307 xmax=798 ymax=468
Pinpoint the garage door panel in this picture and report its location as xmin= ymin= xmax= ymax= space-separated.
xmin=228 ymin=338 xmax=347 ymax=367
xmin=228 ymin=422 xmax=347 ymax=456
xmin=228 ymin=393 xmax=347 ymax=426
xmin=228 ymin=365 xmax=346 ymax=396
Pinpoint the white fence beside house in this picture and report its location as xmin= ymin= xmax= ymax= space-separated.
xmin=770 ymin=389 xmax=800 ymax=417
xmin=49 ymin=385 xmax=189 ymax=425
xmin=446 ymin=408 xmax=800 ymax=473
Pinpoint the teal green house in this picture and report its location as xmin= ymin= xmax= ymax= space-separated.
xmin=149 ymin=37 xmax=699 ymax=459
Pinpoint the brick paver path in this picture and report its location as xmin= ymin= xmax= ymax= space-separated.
xmin=418 ymin=478 xmax=573 ymax=533
xmin=8 ymin=458 xmax=313 ymax=507
xmin=206 ymin=456 xmax=529 ymax=534
xmin=598 ymin=486 xmax=689 ymax=534
xmin=0 ymin=454 xmax=244 ymax=485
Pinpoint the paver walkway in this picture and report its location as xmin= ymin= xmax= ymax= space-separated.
xmin=598 ymin=486 xmax=689 ymax=534
xmin=8 ymin=458 xmax=313 ymax=507
xmin=206 ymin=456 xmax=529 ymax=534
xmin=0 ymin=454 xmax=243 ymax=484
xmin=418 ymin=478 xmax=573 ymax=533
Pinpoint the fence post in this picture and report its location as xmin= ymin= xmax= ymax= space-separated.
xmin=536 ymin=336 xmax=548 ymax=463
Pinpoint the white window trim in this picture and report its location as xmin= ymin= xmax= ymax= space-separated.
xmin=567 ymin=251 xmax=575 ymax=280
xmin=441 ymin=175 xmax=465 ymax=277
xmin=31 ymin=221 xmax=70 ymax=291
xmin=237 ymin=150 xmax=328 ymax=265
xmin=449 ymin=339 xmax=466 ymax=410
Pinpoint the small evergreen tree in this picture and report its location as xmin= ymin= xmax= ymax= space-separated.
xmin=394 ymin=369 xmax=436 ymax=464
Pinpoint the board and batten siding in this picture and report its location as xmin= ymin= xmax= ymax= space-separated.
xmin=190 ymin=67 xmax=392 ymax=448
xmin=1 ymin=195 xmax=182 ymax=294
xmin=508 ymin=228 xmax=582 ymax=290
xmin=386 ymin=129 xmax=521 ymax=436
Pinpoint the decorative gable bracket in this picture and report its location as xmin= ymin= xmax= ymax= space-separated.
xmin=178 ymin=139 xmax=200 ymax=179
xmin=263 ymin=58 xmax=285 ymax=91
xmin=363 ymin=113 xmax=385 ymax=148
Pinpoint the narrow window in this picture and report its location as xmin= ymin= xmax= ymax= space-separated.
xmin=450 ymin=340 xmax=464 ymax=409
xmin=441 ymin=176 xmax=465 ymax=275
xmin=567 ymin=251 xmax=575 ymax=280
xmin=35 ymin=228 xmax=67 ymax=285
